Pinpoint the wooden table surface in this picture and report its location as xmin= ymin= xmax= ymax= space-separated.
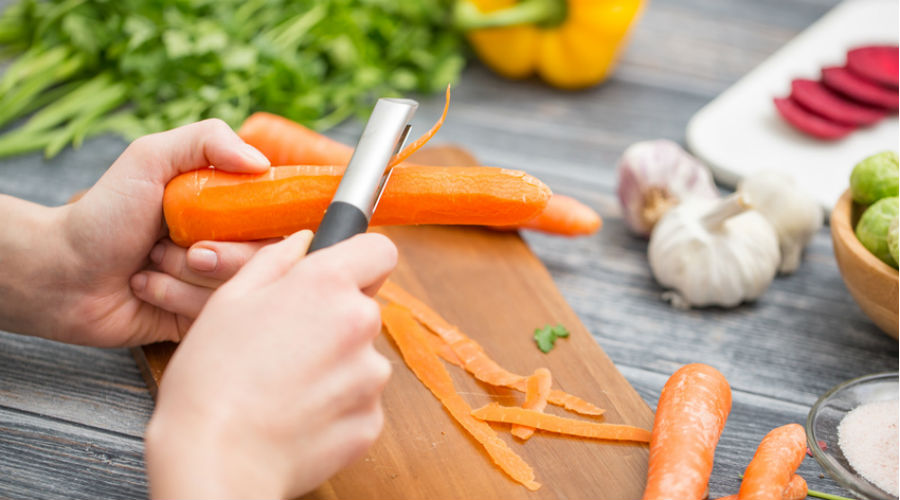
xmin=1 ymin=0 xmax=897 ymax=498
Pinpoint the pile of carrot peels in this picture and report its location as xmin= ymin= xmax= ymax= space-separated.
xmin=377 ymin=281 xmax=651 ymax=491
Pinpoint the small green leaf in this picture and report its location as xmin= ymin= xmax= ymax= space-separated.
xmin=534 ymin=324 xmax=569 ymax=353
xmin=551 ymin=324 xmax=570 ymax=338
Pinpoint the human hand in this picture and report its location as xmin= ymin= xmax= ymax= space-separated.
xmin=56 ymin=119 xmax=273 ymax=346
xmin=144 ymin=231 xmax=397 ymax=499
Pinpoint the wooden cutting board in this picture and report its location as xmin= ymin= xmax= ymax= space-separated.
xmin=132 ymin=146 xmax=654 ymax=499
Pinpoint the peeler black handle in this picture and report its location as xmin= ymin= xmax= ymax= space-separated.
xmin=307 ymin=201 xmax=370 ymax=253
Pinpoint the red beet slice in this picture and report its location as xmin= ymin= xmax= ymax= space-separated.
xmin=822 ymin=66 xmax=899 ymax=110
xmin=847 ymin=45 xmax=899 ymax=88
xmin=791 ymin=79 xmax=887 ymax=126
xmin=773 ymin=96 xmax=856 ymax=140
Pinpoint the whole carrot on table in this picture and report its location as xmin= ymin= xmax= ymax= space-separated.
xmin=642 ymin=363 xmax=732 ymax=500
xmin=736 ymin=423 xmax=807 ymax=500
xmin=714 ymin=474 xmax=807 ymax=500
xmin=492 ymin=194 xmax=602 ymax=236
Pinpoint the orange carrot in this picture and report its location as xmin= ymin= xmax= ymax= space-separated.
xmin=164 ymin=165 xmax=551 ymax=246
xmin=737 ymin=424 xmax=807 ymax=500
xmin=642 ymin=363 xmax=732 ymax=500
xmin=472 ymin=403 xmax=652 ymax=443
xmin=510 ymin=368 xmax=552 ymax=440
xmin=713 ymin=474 xmax=807 ymax=500
xmin=377 ymin=280 xmax=605 ymax=417
xmin=494 ymin=194 xmax=603 ymax=237
xmin=781 ymin=474 xmax=808 ymax=500
xmin=380 ymin=303 xmax=541 ymax=491
xmin=238 ymin=112 xmax=353 ymax=166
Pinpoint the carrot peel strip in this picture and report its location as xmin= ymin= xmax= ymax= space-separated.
xmin=380 ymin=303 xmax=541 ymax=491
xmin=377 ymin=280 xmax=605 ymax=417
xmin=473 ymin=403 xmax=652 ymax=443
xmin=511 ymin=368 xmax=552 ymax=441
xmin=388 ymin=85 xmax=450 ymax=169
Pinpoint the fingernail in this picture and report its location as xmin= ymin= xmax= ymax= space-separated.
xmin=149 ymin=243 xmax=165 ymax=264
xmin=188 ymin=247 xmax=218 ymax=272
xmin=131 ymin=273 xmax=147 ymax=292
xmin=240 ymin=144 xmax=271 ymax=167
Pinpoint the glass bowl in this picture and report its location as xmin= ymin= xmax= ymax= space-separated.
xmin=807 ymin=372 xmax=899 ymax=500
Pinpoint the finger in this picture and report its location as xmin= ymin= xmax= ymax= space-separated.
xmin=300 ymin=233 xmax=398 ymax=291
xmin=149 ymin=238 xmax=274 ymax=287
xmin=130 ymin=271 xmax=214 ymax=319
xmin=119 ymin=119 xmax=270 ymax=185
xmin=227 ymin=230 xmax=314 ymax=290
xmin=186 ymin=238 xmax=278 ymax=279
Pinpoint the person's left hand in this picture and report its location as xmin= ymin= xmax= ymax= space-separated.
xmin=56 ymin=119 xmax=273 ymax=347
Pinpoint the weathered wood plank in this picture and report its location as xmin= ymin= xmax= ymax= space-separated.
xmin=0 ymin=407 xmax=147 ymax=500
xmin=0 ymin=332 xmax=154 ymax=437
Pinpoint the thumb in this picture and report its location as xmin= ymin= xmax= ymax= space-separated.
xmin=226 ymin=230 xmax=314 ymax=291
xmin=118 ymin=118 xmax=270 ymax=185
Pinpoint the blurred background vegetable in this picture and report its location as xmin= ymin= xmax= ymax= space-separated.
xmin=456 ymin=0 xmax=644 ymax=89
xmin=0 ymin=0 xmax=465 ymax=158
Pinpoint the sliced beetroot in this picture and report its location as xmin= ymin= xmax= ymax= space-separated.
xmin=790 ymin=79 xmax=887 ymax=126
xmin=822 ymin=66 xmax=899 ymax=110
xmin=846 ymin=45 xmax=899 ymax=88
xmin=773 ymin=96 xmax=856 ymax=140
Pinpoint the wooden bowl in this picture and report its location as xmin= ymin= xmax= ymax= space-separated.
xmin=831 ymin=189 xmax=899 ymax=338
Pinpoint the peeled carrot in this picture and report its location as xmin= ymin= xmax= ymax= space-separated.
xmin=642 ymin=363 xmax=732 ymax=500
xmin=714 ymin=474 xmax=807 ymax=500
xmin=240 ymin=108 xmax=595 ymax=238
xmin=737 ymin=424 xmax=807 ymax=500
xmin=380 ymin=303 xmax=541 ymax=491
xmin=510 ymin=368 xmax=552 ymax=440
xmin=494 ymin=194 xmax=602 ymax=237
xmin=377 ymin=280 xmax=605 ymax=417
xmin=472 ymin=403 xmax=652 ymax=443
xmin=164 ymin=165 xmax=551 ymax=246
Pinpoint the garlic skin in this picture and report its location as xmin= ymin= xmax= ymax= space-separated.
xmin=648 ymin=194 xmax=780 ymax=309
xmin=738 ymin=171 xmax=823 ymax=274
xmin=617 ymin=139 xmax=719 ymax=237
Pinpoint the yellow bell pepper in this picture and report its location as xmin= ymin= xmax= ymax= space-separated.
xmin=455 ymin=0 xmax=645 ymax=89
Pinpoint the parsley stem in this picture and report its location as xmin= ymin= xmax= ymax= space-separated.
xmin=806 ymin=488 xmax=855 ymax=500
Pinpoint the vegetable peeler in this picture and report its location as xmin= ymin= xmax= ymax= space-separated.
xmin=307 ymin=98 xmax=418 ymax=252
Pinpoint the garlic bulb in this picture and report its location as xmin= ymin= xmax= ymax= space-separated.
xmin=738 ymin=171 xmax=823 ymax=274
xmin=617 ymin=139 xmax=719 ymax=237
xmin=648 ymin=193 xmax=780 ymax=309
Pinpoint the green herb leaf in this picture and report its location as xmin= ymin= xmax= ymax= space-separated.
xmin=0 ymin=0 xmax=466 ymax=159
xmin=533 ymin=324 xmax=569 ymax=353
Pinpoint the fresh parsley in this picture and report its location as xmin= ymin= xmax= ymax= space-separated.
xmin=533 ymin=324 xmax=569 ymax=353
xmin=0 ymin=0 xmax=465 ymax=158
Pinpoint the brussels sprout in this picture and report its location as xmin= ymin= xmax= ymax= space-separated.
xmin=850 ymin=151 xmax=899 ymax=205
xmin=856 ymin=196 xmax=899 ymax=268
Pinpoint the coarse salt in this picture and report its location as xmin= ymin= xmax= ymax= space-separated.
xmin=837 ymin=399 xmax=899 ymax=496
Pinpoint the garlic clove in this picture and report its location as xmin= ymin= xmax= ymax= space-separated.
xmin=738 ymin=170 xmax=823 ymax=275
xmin=616 ymin=139 xmax=719 ymax=237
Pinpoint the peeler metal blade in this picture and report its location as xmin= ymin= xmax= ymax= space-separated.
xmin=307 ymin=98 xmax=418 ymax=253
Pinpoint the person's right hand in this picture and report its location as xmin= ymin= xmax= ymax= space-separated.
xmin=144 ymin=230 xmax=397 ymax=499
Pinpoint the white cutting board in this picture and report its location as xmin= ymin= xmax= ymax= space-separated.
xmin=686 ymin=0 xmax=899 ymax=214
